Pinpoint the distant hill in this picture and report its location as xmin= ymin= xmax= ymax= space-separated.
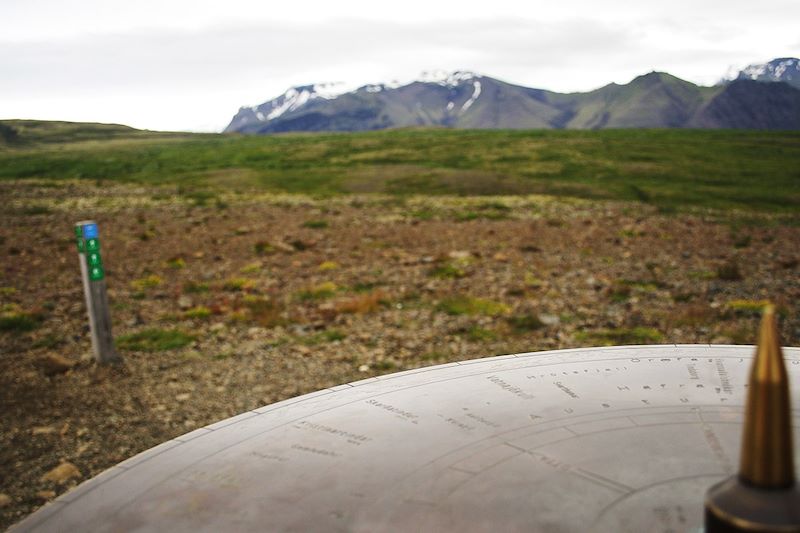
xmin=0 ymin=120 xmax=180 ymax=146
xmin=225 ymin=63 xmax=800 ymax=134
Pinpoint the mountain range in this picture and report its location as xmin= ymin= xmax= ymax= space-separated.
xmin=225 ymin=58 xmax=800 ymax=133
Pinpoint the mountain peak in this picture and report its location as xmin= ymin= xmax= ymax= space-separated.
xmin=726 ymin=57 xmax=800 ymax=89
xmin=415 ymin=70 xmax=481 ymax=87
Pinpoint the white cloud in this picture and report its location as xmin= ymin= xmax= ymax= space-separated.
xmin=1 ymin=0 xmax=799 ymax=131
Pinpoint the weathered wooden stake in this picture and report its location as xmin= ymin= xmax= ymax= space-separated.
xmin=75 ymin=220 xmax=121 ymax=364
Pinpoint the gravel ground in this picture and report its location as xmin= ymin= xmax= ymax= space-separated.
xmin=1 ymin=181 xmax=799 ymax=528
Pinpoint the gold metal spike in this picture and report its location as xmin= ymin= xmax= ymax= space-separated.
xmin=739 ymin=305 xmax=795 ymax=489
xmin=704 ymin=304 xmax=800 ymax=532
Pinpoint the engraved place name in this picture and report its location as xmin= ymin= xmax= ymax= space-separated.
xmin=465 ymin=412 xmax=501 ymax=428
xmin=291 ymin=444 xmax=340 ymax=457
xmin=526 ymin=366 xmax=629 ymax=380
xmin=715 ymin=359 xmax=733 ymax=395
xmin=440 ymin=416 xmax=475 ymax=431
xmin=250 ymin=451 xmax=289 ymax=463
xmin=687 ymin=364 xmax=699 ymax=380
xmin=702 ymin=425 xmax=734 ymax=473
xmin=366 ymin=399 xmax=419 ymax=424
xmin=487 ymin=376 xmax=534 ymax=400
xmin=653 ymin=505 xmax=688 ymax=530
xmin=294 ymin=420 xmax=372 ymax=446
xmin=554 ymin=381 xmax=579 ymax=399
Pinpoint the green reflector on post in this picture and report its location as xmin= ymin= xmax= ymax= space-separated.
xmin=88 ymin=252 xmax=102 ymax=267
xmin=74 ymin=226 xmax=82 ymax=238
xmin=89 ymin=265 xmax=105 ymax=281
xmin=76 ymin=238 xmax=85 ymax=253
xmin=86 ymin=238 xmax=100 ymax=252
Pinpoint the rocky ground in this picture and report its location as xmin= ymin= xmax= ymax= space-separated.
xmin=1 ymin=180 xmax=798 ymax=528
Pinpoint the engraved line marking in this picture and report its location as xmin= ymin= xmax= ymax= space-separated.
xmin=506 ymin=444 xmax=632 ymax=495
xmin=597 ymin=473 xmax=725 ymax=521
xmin=574 ymin=468 xmax=635 ymax=494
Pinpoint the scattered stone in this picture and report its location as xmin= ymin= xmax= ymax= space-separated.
xmin=448 ymin=251 xmax=471 ymax=260
xmin=539 ymin=314 xmax=561 ymax=327
xmin=175 ymin=393 xmax=191 ymax=402
xmin=35 ymin=354 xmax=76 ymax=376
xmin=31 ymin=426 xmax=57 ymax=436
xmin=178 ymin=295 xmax=193 ymax=310
xmin=0 ymin=494 xmax=11 ymax=507
xmin=273 ymin=241 xmax=296 ymax=253
xmin=36 ymin=491 xmax=56 ymax=501
xmin=247 ymin=327 xmax=264 ymax=338
xmin=358 ymin=364 xmax=370 ymax=372
xmin=41 ymin=462 xmax=81 ymax=484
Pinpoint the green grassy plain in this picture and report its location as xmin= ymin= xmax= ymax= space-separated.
xmin=1 ymin=120 xmax=799 ymax=213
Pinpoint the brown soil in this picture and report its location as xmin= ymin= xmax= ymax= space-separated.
xmin=1 ymin=181 xmax=799 ymax=528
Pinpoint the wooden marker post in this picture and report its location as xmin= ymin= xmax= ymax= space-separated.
xmin=75 ymin=221 xmax=121 ymax=364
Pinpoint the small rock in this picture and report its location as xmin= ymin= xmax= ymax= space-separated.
xmin=177 ymin=295 xmax=193 ymax=310
xmin=0 ymin=493 xmax=11 ymax=507
xmin=448 ymin=251 xmax=471 ymax=260
xmin=358 ymin=364 xmax=370 ymax=372
xmin=31 ymin=426 xmax=57 ymax=436
xmin=35 ymin=354 xmax=76 ymax=376
xmin=296 ymin=345 xmax=311 ymax=355
xmin=539 ymin=314 xmax=561 ymax=326
xmin=209 ymin=322 xmax=225 ymax=332
xmin=493 ymin=253 xmax=508 ymax=262
xmin=36 ymin=490 xmax=56 ymax=501
xmin=175 ymin=393 xmax=191 ymax=401
xmin=273 ymin=241 xmax=296 ymax=253
xmin=41 ymin=462 xmax=81 ymax=484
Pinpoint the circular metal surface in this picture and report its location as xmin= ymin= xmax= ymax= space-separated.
xmin=14 ymin=345 xmax=800 ymax=532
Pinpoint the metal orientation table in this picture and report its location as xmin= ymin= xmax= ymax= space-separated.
xmin=14 ymin=345 xmax=800 ymax=532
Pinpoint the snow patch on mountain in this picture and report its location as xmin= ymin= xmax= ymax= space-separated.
xmin=418 ymin=70 xmax=479 ymax=87
xmin=247 ymin=82 xmax=360 ymax=122
xmin=461 ymin=81 xmax=482 ymax=112
xmin=728 ymin=57 xmax=800 ymax=85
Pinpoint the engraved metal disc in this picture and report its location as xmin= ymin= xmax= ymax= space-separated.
xmin=14 ymin=345 xmax=800 ymax=532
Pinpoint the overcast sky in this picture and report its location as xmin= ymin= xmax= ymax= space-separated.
xmin=2 ymin=0 xmax=798 ymax=132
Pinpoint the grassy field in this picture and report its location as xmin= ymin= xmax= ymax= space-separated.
xmin=1 ymin=120 xmax=799 ymax=214
xmin=2 ymin=121 xmax=800 ymax=527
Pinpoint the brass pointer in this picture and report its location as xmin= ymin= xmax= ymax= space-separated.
xmin=705 ymin=305 xmax=800 ymax=531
